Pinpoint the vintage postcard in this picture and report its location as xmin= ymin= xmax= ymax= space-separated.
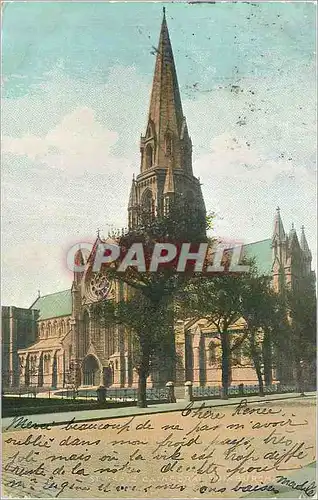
xmin=1 ymin=0 xmax=317 ymax=498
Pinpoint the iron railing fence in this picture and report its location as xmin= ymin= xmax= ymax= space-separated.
xmin=191 ymin=383 xmax=302 ymax=400
xmin=2 ymin=386 xmax=171 ymax=402
xmin=3 ymin=383 xmax=304 ymax=400
xmin=55 ymin=387 xmax=170 ymax=402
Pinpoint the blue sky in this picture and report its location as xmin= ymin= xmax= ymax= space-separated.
xmin=2 ymin=1 xmax=317 ymax=307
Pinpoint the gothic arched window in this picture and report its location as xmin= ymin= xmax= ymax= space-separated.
xmin=208 ymin=342 xmax=217 ymax=366
xmin=145 ymin=144 xmax=153 ymax=169
xmin=141 ymin=189 xmax=153 ymax=215
xmin=165 ymin=133 xmax=173 ymax=157
xmin=53 ymin=321 xmax=58 ymax=337
xmin=44 ymin=354 xmax=51 ymax=374
xmin=30 ymin=356 xmax=36 ymax=374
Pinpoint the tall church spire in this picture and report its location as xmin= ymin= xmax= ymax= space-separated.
xmin=140 ymin=8 xmax=193 ymax=174
xmin=148 ymin=8 xmax=184 ymax=138
xmin=128 ymin=10 xmax=206 ymax=232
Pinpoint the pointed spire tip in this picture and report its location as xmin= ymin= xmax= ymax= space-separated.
xmin=300 ymin=224 xmax=311 ymax=257
xmin=272 ymin=205 xmax=286 ymax=241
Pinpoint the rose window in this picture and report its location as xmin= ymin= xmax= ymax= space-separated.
xmin=89 ymin=273 xmax=111 ymax=300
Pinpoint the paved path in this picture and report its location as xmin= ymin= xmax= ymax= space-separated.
xmin=2 ymin=391 xmax=316 ymax=432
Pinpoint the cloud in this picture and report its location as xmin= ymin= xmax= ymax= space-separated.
xmin=2 ymin=65 xmax=150 ymax=159
xmin=2 ymin=107 xmax=121 ymax=175
xmin=194 ymin=132 xmax=316 ymax=186
xmin=1 ymin=240 xmax=71 ymax=307
xmin=2 ymin=135 xmax=48 ymax=160
xmin=182 ymin=61 xmax=316 ymax=170
xmin=180 ymin=62 xmax=317 ymax=257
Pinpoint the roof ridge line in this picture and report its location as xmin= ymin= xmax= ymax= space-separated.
xmin=37 ymin=288 xmax=71 ymax=299
xmin=242 ymin=238 xmax=271 ymax=246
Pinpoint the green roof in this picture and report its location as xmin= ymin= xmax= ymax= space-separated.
xmin=31 ymin=289 xmax=72 ymax=320
xmin=242 ymin=238 xmax=273 ymax=275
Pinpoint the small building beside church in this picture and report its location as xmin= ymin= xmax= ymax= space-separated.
xmin=1 ymin=306 xmax=38 ymax=388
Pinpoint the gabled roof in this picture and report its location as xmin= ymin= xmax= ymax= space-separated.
xmin=242 ymin=238 xmax=272 ymax=275
xmin=18 ymin=338 xmax=63 ymax=353
xmin=31 ymin=289 xmax=72 ymax=321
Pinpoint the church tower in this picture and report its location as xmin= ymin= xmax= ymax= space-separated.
xmin=128 ymin=9 xmax=206 ymax=231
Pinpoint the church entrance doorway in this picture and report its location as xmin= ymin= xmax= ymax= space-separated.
xmin=82 ymin=355 xmax=100 ymax=386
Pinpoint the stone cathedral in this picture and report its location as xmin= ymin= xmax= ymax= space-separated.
xmin=3 ymin=11 xmax=314 ymax=390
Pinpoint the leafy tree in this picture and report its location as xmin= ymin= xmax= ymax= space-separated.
xmin=263 ymin=292 xmax=291 ymax=386
xmin=92 ymin=198 xmax=213 ymax=407
xmin=240 ymin=274 xmax=287 ymax=395
xmin=177 ymin=267 xmax=252 ymax=399
xmin=93 ymin=291 xmax=175 ymax=407
xmin=286 ymin=274 xmax=316 ymax=392
xmin=177 ymin=261 xmax=285 ymax=398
